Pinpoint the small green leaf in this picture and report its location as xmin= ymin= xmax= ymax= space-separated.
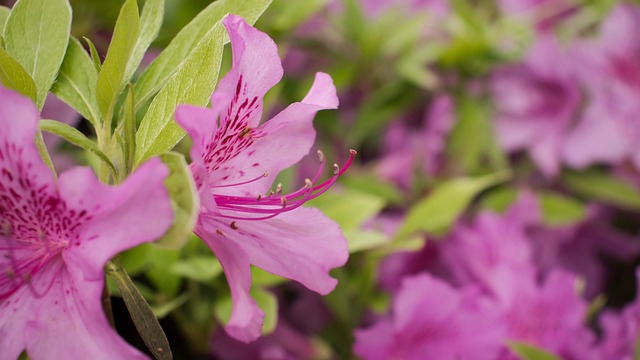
xmin=507 ymin=341 xmax=561 ymax=360
xmin=169 ymin=256 xmax=223 ymax=282
xmin=305 ymin=187 xmax=386 ymax=230
xmin=51 ymin=37 xmax=100 ymax=126
xmin=35 ymin=130 xmax=55 ymax=177
xmin=133 ymin=0 xmax=272 ymax=107
xmin=134 ymin=24 xmax=224 ymax=165
xmin=562 ymin=169 xmax=640 ymax=210
xmin=3 ymin=0 xmax=71 ymax=108
xmin=96 ymin=0 xmax=140 ymax=119
xmin=154 ymin=152 xmax=199 ymax=248
xmin=0 ymin=46 xmax=37 ymax=101
xmin=345 ymin=229 xmax=389 ymax=253
xmin=251 ymin=288 xmax=278 ymax=335
xmin=122 ymin=85 xmax=136 ymax=174
xmin=123 ymin=0 xmax=164 ymax=81
xmin=395 ymin=171 xmax=511 ymax=240
xmin=0 ymin=6 xmax=10 ymax=33
xmin=152 ymin=293 xmax=189 ymax=319
xmin=106 ymin=261 xmax=172 ymax=360
xmin=538 ymin=191 xmax=586 ymax=227
xmin=84 ymin=36 xmax=102 ymax=72
xmin=38 ymin=119 xmax=117 ymax=176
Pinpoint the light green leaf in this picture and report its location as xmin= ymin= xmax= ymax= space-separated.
xmin=96 ymin=0 xmax=140 ymax=119
xmin=122 ymin=85 xmax=136 ymax=173
xmin=3 ymin=0 xmax=71 ymax=109
xmin=154 ymin=152 xmax=199 ymax=248
xmin=106 ymin=261 xmax=172 ymax=360
xmin=306 ymin=188 xmax=386 ymax=230
xmin=395 ymin=171 xmax=511 ymax=240
xmin=562 ymin=169 xmax=640 ymax=210
xmin=38 ymin=119 xmax=117 ymax=176
xmin=251 ymin=267 xmax=287 ymax=287
xmin=341 ymin=173 xmax=404 ymax=204
xmin=35 ymin=130 xmax=55 ymax=177
xmin=123 ymin=0 xmax=164 ymax=81
xmin=133 ymin=0 xmax=272 ymax=107
xmin=51 ymin=37 xmax=100 ymax=126
xmin=169 ymin=256 xmax=223 ymax=283
xmin=0 ymin=46 xmax=37 ymax=101
xmin=251 ymin=288 xmax=278 ymax=335
xmin=481 ymin=186 xmax=519 ymax=214
xmin=538 ymin=191 xmax=586 ymax=227
xmin=345 ymin=229 xmax=389 ymax=253
xmin=0 ymin=6 xmax=10 ymax=33
xmin=134 ymin=24 xmax=224 ymax=165
xmin=84 ymin=36 xmax=102 ymax=72
xmin=507 ymin=341 xmax=561 ymax=360
xmin=152 ymin=293 xmax=189 ymax=319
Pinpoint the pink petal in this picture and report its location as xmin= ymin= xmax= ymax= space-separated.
xmin=59 ymin=159 xmax=173 ymax=280
xmin=211 ymin=206 xmax=347 ymax=295
xmin=196 ymin=221 xmax=264 ymax=343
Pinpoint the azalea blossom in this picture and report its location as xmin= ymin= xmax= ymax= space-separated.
xmin=0 ymin=86 xmax=174 ymax=358
xmin=175 ymin=14 xmax=351 ymax=343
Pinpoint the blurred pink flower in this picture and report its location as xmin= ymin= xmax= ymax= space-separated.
xmin=0 ymin=87 xmax=174 ymax=359
xmin=354 ymin=273 xmax=504 ymax=360
xmin=492 ymin=34 xmax=580 ymax=176
xmin=564 ymin=4 xmax=640 ymax=169
xmin=498 ymin=0 xmax=577 ymax=29
xmin=175 ymin=15 xmax=350 ymax=342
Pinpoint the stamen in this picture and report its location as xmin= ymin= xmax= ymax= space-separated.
xmin=212 ymin=171 xmax=269 ymax=189
xmin=317 ymin=150 xmax=325 ymax=163
xmin=230 ymin=221 xmax=238 ymax=230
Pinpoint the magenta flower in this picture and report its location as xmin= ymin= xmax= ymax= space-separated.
xmin=563 ymin=4 xmax=640 ymax=169
xmin=174 ymin=15 xmax=350 ymax=343
xmin=0 ymin=87 xmax=174 ymax=358
xmin=492 ymin=34 xmax=580 ymax=176
xmin=354 ymin=273 xmax=504 ymax=360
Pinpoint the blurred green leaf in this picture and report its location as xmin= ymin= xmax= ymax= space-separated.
xmin=345 ymin=229 xmax=388 ymax=253
xmin=395 ymin=171 xmax=511 ymax=240
xmin=134 ymin=0 xmax=273 ymax=108
xmin=123 ymin=0 xmax=164 ymax=82
xmin=251 ymin=288 xmax=278 ymax=335
xmin=152 ymin=293 xmax=190 ymax=319
xmin=341 ymin=174 xmax=404 ymax=204
xmin=134 ymin=24 xmax=224 ymax=165
xmin=3 ymin=0 xmax=71 ymax=108
xmin=251 ymin=267 xmax=287 ymax=287
xmin=270 ymin=0 xmax=329 ymax=31
xmin=154 ymin=152 xmax=199 ymax=248
xmin=146 ymin=246 xmax=182 ymax=297
xmin=39 ymin=119 xmax=117 ymax=176
xmin=0 ymin=46 xmax=37 ymax=101
xmin=481 ymin=186 xmax=519 ymax=213
xmin=96 ymin=0 xmax=140 ymax=120
xmin=562 ymin=169 xmax=640 ymax=210
xmin=0 ymin=6 xmax=9 ymax=33
xmin=507 ymin=341 xmax=561 ymax=360
xmin=51 ymin=37 xmax=101 ymax=126
xmin=538 ymin=191 xmax=586 ymax=227
xmin=170 ymin=256 xmax=223 ymax=283
xmin=306 ymin=187 xmax=386 ymax=230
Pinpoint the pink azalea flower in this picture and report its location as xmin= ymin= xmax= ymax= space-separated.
xmin=354 ymin=273 xmax=504 ymax=360
xmin=563 ymin=4 xmax=640 ymax=169
xmin=174 ymin=15 xmax=351 ymax=343
xmin=0 ymin=86 xmax=174 ymax=358
xmin=492 ymin=34 xmax=581 ymax=176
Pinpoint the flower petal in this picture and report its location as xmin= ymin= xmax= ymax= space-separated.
xmin=205 ymin=207 xmax=348 ymax=295
xmin=59 ymin=159 xmax=173 ymax=280
xmin=196 ymin=221 xmax=264 ymax=343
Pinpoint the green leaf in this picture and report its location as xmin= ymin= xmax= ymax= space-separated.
xmin=96 ymin=0 xmax=140 ymax=119
xmin=507 ymin=342 xmax=561 ymax=360
xmin=106 ymin=261 xmax=172 ymax=360
xmin=3 ymin=0 xmax=71 ymax=109
xmin=481 ymin=186 xmax=519 ymax=213
xmin=133 ymin=0 xmax=272 ymax=107
xmin=154 ymin=152 xmax=199 ymax=248
xmin=538 ymin=191 xmax=586 ymax=227
xmin=134 ymin=24 xmax=224 ymax=165
xmin=345 ymin=229 xmax=389 ymax=253
xmin=251 ymin=267 xmax=287 ymax=287
xmin=0 ymin=46 xmax=37 ymax=101
xmin=562 ymin=169 xmax=640 ymax=210
xmin=38 ymin=119 xmax=117 ymax=176
xmin=51 ymin=37 xmax=100 ymax=126
xmin=84 ymin=36 xmax=102 ymax=72
xmin=152 ymin=293 xmax=189 ymax=319
xmin=305 ymin=188 xmax=386 ymax=230
xmin=251 ymin=288 xmax=278 ymax=335
xmin=122 ymin=85 xmax=136 ymax=174
xmin=169 ymin=256 xmax=223 ymax=283
xmin=123 ymin=0 xmax=164 ymax=81
xmin=0 ymin=6 xmax=10 ymax=33
xmin=35 ymin=130 xmax=55 ymax=177
xmin=395 ymin=171 xmax=511 ymax=240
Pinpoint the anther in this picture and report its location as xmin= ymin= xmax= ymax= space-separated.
xmin=256 ymin=194 xmax=262 ymax=201
xmin=333 ymin=164 xmax=340 ymax=175
xmin=268 ymin=190 xmax=275 ymax=196
xmin=304 ymin=178 xmax=313 ymax=189
xmin=280 ymin=197 xmax=287 ymax=207
xmin=216 ymin=229 xmax=223 ymax=235
xmin=275 ymin=183 xmax=283 ymax=195
xmin=317 ymin=150 xmax=325 ymax=163
xmin=230 ymin=221 xmax=238 ymax=230
xmin=263 ymin=171 xmax=269 ymax=177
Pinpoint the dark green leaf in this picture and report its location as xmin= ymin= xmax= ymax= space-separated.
xmin=562 ymin=169 xmax=640 ymax=210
